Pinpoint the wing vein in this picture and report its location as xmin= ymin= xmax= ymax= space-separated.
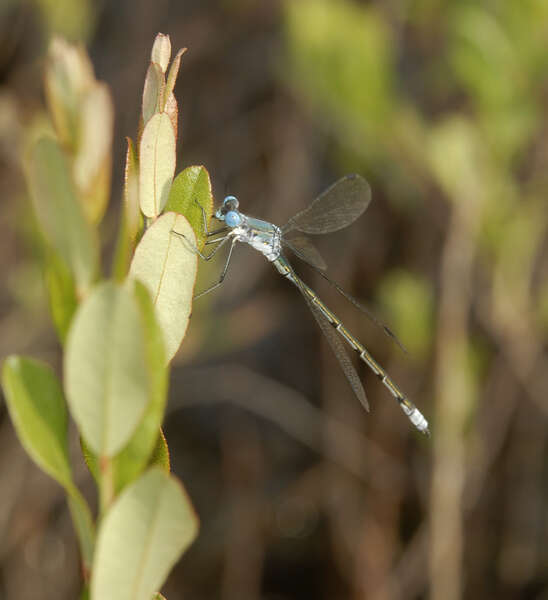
xmin=290 ymin=269 xmax=369 ymax=411
xmin=283 ymin=174 xmax=371 ymax=235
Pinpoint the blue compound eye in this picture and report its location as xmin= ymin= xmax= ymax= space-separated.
xmin=225 ymin=210 xmax=242 ymax=228
xmin=223 ymin=195 xmax=239 ymax=210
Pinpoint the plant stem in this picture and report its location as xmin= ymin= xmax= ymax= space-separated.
xmin=99 ymin=454 xmax=114 ymax=514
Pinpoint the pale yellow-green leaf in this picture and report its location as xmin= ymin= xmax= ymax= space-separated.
xmin=73 ymin=82 xmax=113 ymax=223
xmin=80 ymin=280 xmax=168 ymax=493
xmin=151 ymin=33 xmax=171 ymax=73
xmin=110 ymin=279 xmax=168 ymax=491
xmin=26 ymin=136 xmax=98 ymax=295
xmin=44 ymin=36 xmax=95 ymax=149
xmin=142 ymin=62 xmax=165 ymax=126
xmin=129 ymin=212 xmax=198 ymax=362
xmin=64 ymin=282 xmax=152 ymax=456
xmin=164 ymin=47 xmax=187 ymax=108
xmin=79 ymin=154 xmax=111 ymax=226
xmin=139 ymin=113 xmax=176 ymax=218
xmin=90 ymin=468 xmax=199 ymax=600
xmin=164 ymin=92 xmax=178 ymax=140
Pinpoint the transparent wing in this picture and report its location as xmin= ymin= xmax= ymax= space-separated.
xmin=282 ymin=174 xmax=371 ymax=235
xmin=293 ymin=272 xmax=369 ymax=411
xmin=300 ymin=259 xmax=408 ymax=354
xmin=283 ymin=234 xmax=327 ymax=270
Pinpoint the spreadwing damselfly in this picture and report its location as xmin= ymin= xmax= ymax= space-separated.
xmin=173 ymin=174 xmax=429 ymax=435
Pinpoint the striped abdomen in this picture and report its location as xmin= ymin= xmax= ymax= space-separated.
xmin=274 ymin=257 xmax=430 ymax=435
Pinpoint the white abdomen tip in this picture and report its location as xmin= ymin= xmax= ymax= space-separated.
xmin=400 ymin=402 xmax=430 ymax=435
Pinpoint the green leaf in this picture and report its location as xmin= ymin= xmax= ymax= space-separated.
xmin=44 ymin=247 xmax=78 ymax=344
xmin=123 ymin=137 xmax=141 ymax=242
xmin=67 ymin=491 xmax=96 ymax=573
xmin=90 ymin=467 xmax=199 ymax=600
xmin=129 ymin=212 xmax=198 ymax=362
xmin=26 ymin=136 xmax=98 ymax=295
xmin=164 ymin=166 xmax=214 ymax=250
xmin=64 ymin=281 xmax=164 ymax=456
xmin=1 ymin=356 xmax=95 ymax=569
xmin=139 ymin=113 xmax=176 ymax=218
xmin=113 ymin=137 xmax=142 ymax=281
xmin=81 ymin=436 xmax=99 ymax=483
xmin=2 ymin=356 xmax=73 ymax=487
xmin=83 ymin=426 xmax=170 ymax=494
xmin=149 ymin=428 xmax=170 ymax=472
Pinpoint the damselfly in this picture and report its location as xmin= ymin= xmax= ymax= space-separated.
xmin=174 ymin=174 xmax=429 ymax=435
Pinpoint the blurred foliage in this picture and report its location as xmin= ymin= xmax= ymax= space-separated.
xmin=284 ymin=0 xmax=396 ymax=169
xmin=284 ymin=0 xmax=548 ymax=358
xmin=377 ymin=270 xmax=433 ymax=361
xmin=285 ymin=0 xmax=394 ymax=126
xmin=45 ymin=37 xmax=113 ymax=223
xmin=284 ymin=1 xmax=548 ymax=597
xmin=448 ymin=1 xmax=548 ymax=162
xmin=32 ymin=0 xmax=95 ymax=41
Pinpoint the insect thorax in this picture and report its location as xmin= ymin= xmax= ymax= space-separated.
xmin=234 ymin=216 xmax=282 ymax=262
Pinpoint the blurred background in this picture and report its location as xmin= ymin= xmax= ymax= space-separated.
xmin=1 ymin=0 xmax=548 ymax=598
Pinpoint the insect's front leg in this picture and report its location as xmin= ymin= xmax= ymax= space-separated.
xmin=193 ymin=198 xmax=228 ymax=237
xmin=170 ymin=229 xmax=231 ymax=261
